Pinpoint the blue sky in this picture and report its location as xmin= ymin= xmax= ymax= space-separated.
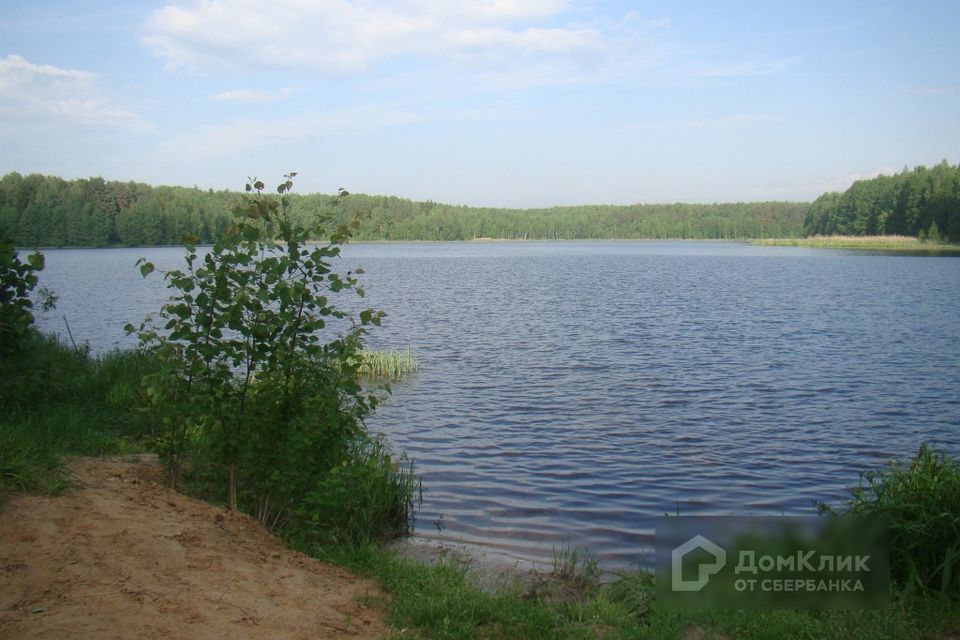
xmin=1 ymin=1 xmax=957 ymax=207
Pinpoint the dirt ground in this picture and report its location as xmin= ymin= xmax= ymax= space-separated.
xmin=0 ymin=455 xmax=387 ymax=640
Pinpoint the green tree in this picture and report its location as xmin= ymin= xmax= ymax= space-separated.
xmin=802 ymin=162 xmax=960 ymax=241
xmin=130 ymin=176 xmax=411 ymax=542
xmin=0 ymin=231 xmax=46 ymax=355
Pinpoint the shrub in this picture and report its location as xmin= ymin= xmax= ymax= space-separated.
xmin=0 ymin=230 xmax=46 ymax=356
xmin=131 ymin=175 xmax=417 ymax=544
xmin=819 ymin=444 xmax=960 ymax=594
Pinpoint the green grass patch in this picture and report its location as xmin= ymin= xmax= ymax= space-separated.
xmin=0 ymin=331 xmax=159 ymax=503
xmin=0 ymin=420 xmax=67 ymax=501
xmin=302 ymin=543 xmax=960 ymax=640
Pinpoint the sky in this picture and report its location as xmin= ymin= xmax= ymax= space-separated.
xmin=0 ymin=1 xmax=958 ymax=208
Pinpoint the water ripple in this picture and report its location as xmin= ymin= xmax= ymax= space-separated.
xmin=34 ymin=241 xmax=960 ymax=568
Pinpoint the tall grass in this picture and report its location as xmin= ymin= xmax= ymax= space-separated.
xmin=820 ymin=444 xmax=960 ymax=594
xmin=308 ymin=543 xmax=954 ymax=640
xmin=359 ymin=348 xmax=418 ymax=380
xmin=0 ymin=331 xmax=160 ymax=503
xmin=0 ymin=421 xmax=67 ymax=500
xmin=279 ymin=436 xmax=420 ymax=547
xmin=755 ymin=235 xmax=960 ymax=253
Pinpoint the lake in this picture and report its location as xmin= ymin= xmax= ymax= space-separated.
xmin=33 ymin=241 xmax=960 ymax=568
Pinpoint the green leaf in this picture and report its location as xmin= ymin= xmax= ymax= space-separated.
xmin=139 ymin=262 xmax=155 ymax=277
xmin=27 ymin=252 xmax=44 ymax=270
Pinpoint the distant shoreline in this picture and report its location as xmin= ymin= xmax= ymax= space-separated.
xmin=18 ymin=235 xmax=960 ymax=252
xmin=754 ymin=235 xmax=960 ymax=255
xmin=19 ymin=238 xmax=760 ymax=250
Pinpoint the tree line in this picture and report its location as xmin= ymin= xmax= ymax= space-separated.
xmin=0 ymin=171 xmax=807 ymax=246
xmin=2 ymin=162 xmax=957 ymax=246
xmin=804 ymin=161 xmax=960 ymax=241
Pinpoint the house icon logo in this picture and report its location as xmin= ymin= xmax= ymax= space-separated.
xmin=672 ymin=535 xmax=727 ymax=591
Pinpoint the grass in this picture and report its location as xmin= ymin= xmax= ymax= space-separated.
xmin=819 ymin=443 xmax=960 ymax=595
xmin=304 ymin=543 xmax=960 ymax=640
xmin=359 ymin=348 xmax=418 ymax=380
xmin=0 ymin=332 xmax=157 ymax=503
xmin=0 ymin=421 xmax=68 ymax=499
xmin=754 ymin=235 xmax=960 ymax=254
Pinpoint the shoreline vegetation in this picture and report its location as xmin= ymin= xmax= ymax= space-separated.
xmin=13 ymin=236 xmax=960 ymax=255
xmin=754 ymin=235 xmax=960 ymax=255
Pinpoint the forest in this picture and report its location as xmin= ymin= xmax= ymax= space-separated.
xmin=1 ymin=161 xmax=957 ymax=246
xmin=0 ymin=172 xmax=804 ymax=246
xmin=803 ymin=161 xmax=960 ymax=240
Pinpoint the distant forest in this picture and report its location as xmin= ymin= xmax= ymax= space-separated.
xmin=0 ymin=172 xmax=803 ymax=246
xmin=0 ymin=162 xmax=957 ymax=246
xmin=804 ymin=161 xmax=960 ymax=241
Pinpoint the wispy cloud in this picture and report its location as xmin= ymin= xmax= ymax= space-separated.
xmin=211 ymin=88 xmax=298 ymax=103
xmin=140 ymin=0 xmax=678 ymax=91
xmin=823 ymin=166 xmax=899 ymax=192
xmin=629 ymin=113 xmax=783 ymax=131
xmin=744 ymin=166 xmax=900 ymax=201
xmin=143 ymin=0 xmax=598 ymax=73
xmin=152 ymin=99 xmax=523 ymax=162
xmin=0 ymin=54 xmax=145 ymax=130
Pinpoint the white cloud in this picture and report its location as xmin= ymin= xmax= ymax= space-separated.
xmin=142 ymin=0 xmax=607 ymax=77
xmin=0 ymin=54 xmax=144 ymax=130
xmin=0 ymin=54 xmax=95 ymax=89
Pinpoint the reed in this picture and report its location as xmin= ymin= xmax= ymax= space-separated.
xmin=755 ymin=235 xmax=960 ymax=253
xmin=358 ymin=349 xmax=418 ymax=380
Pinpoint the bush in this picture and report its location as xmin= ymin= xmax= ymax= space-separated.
xmin=132 ymin=175 xmax=417 ymax=544
xmin=820 ymin=444 xmax=960 ymax=594
xmin=0 ymin=230 xmax=49 ymax=356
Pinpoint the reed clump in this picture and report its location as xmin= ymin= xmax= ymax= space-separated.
xmin=359 ymin=349 xmax=418 ymax=380
xmin=755 ymin=235 xmax=960 ymax=253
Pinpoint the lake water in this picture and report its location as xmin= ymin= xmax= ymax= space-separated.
xmin=32 ymin=241 xmax=960 ymax=568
